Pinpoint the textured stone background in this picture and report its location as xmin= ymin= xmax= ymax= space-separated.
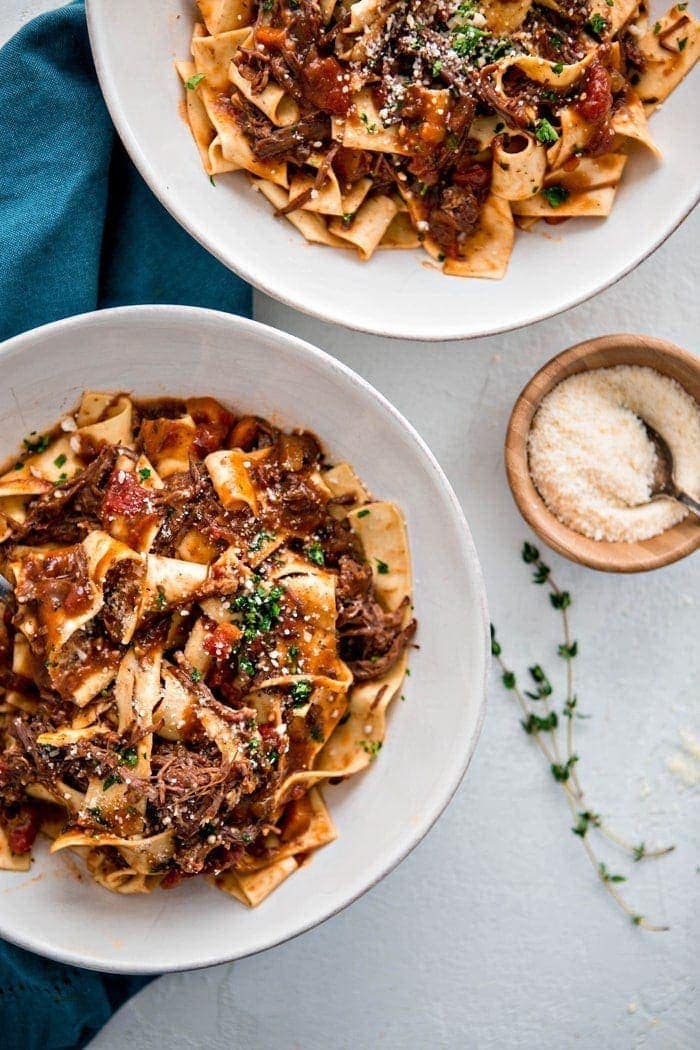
xmin=2 ymin=5 xmax=699 ymax=1047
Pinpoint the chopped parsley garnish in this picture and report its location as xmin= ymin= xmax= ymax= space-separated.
xmin=153 ymin=587 xmax=168 ymax=610
xmin=310 ymin=725 xmax=324 ymax=742
xmin=306 ymin=542 xmax=325 ymax=566
xmin=287 ymin=644 xmax=300 ymax=672
xmin=653 ymin=20 xmax=661 ymax=33
xmin=232 ymin=582 xmax=284 ymax=639
xmin=452 ymin=0 xmax=477 ymax=22
xmin=119 ymin=746 xmax=138 ymax=768
xmin=12 ymin=462 xmax=23 ymax=471
xmin=23 ymin=433 xmax=50 ymax=454
xmin=549 ymin=33 xmax=562 ymax=51
xmin=678 ymin=36 xmax=688 ymax=51
xmin=190 ymin=668 xmax=203 ymax=683
xmin=586 ymin=13 xmax=608 ymax=37
xmin=453 ymin=24 xmax=487 ymax=55
xmin=290 ymin=679 xmax=313 ymax=707
xmin=360 ymin=740 xmax=382 ymax=759
xmin=249 ymin=530 xmax=273 ymax=552
xmin=54 ymin=453 xmax=67 ymax=469
xmin=238 ymin=655 xmax=255 ymax=677
xmin=535 ymin=118 xmax=559 ymax=145
xmin=431 ymin=59 xmax=443 ymax=76
xmin=541 ymin=184 xmax=570 ymax=208
xmin=357 ymin=508 xmax=370 ymax=518
xmin=552 ymin=61 xmax=564 ymax=74
xmin=103 ymin=772 xmax=122 ymax=791
xmin=360 ymin=112 xmax=377 ymax=134
xmin=185 ymin=73 xmax=206 ymax=90
xmin=375 ymin=559 xmax=390 ymax=574
xmin=138 ymin=467 xmax=152 ymax=481
xmin=87 ymin=805 xmax=108 ymax=825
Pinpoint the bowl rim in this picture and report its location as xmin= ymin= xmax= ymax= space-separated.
xmin=84 ymin=0 xmax=699 ymax=343
xmin=0 ymin=304 xmax=490 ymax=973
xmin=505 ymin=333 xmax=700 ymax=573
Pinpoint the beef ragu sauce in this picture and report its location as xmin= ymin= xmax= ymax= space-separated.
xmin=196 ymin=0 xmax=658 ymax=258
xmin=0 ymin=395 xmax=416 ymax=881
xmin=15 ymin=546 xmax=93 ymax=618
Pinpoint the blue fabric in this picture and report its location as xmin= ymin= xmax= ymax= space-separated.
xmin=0 ymin=2 xmax=252 ymax=341
xmin=0 ymin=3 xmax=250 ymax=1047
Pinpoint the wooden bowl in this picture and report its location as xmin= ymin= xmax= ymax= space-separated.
xmin=505 ymin=334 xmax=700 ymax=573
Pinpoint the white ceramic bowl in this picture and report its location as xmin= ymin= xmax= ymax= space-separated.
xmin=0 ymin=306 xmax=488 ymax=973
xmin=86 ymin=0 xmax=699 ymax=341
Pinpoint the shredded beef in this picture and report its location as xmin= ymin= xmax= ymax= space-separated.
xmin=336 ymin=555 xmax=373 ymax=604
xmin=428 ymin=184 xmax=481 ymax=256
xmin=14 ymin=445 xmax=119 ymax=543
xmin=0 ymin=394 xmax=418 ymax=886
xmin=620 ymin=32 xmax=645 ymax=73
xmin=236 ymin=98 xmax=331 ymax=161
xmin=337 ymin=592 xmax=416 ymax=681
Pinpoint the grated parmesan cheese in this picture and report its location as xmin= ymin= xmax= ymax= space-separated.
xmin=528 ymin=365 xmax=700 ymax=542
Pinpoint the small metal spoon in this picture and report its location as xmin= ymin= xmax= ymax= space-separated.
xmin=0 ymin=573 xmax=13 ymax=603
xmin=643 ymin=422 xmax=700 ymax=516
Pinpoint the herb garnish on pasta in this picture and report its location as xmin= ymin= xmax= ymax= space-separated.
xmin=177 ymin=0 xmax=698 ymax=278
xmin=0 ymin=393 xmax=415 ymax=905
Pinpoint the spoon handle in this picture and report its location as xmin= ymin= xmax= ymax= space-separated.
xmin=0 ymin=573 xmax=12 ymax=603
xmin=678 ymin=491 xmax=700 ymax=517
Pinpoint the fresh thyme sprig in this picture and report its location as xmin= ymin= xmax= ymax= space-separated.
xmin=491 ymin=542 xmax=674 ymax=932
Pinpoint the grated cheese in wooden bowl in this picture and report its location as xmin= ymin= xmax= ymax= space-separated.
xmin=528 ymin=365 xmax=700 ymax=542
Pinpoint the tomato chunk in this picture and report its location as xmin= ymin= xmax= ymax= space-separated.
xmin=302 ymin=55 xmax=351 ymax=117
xmin=576 ymin=61 xmax=612 ymax=123
xmin=256 ymin=26 xmax=286 ymax=49
xmin=203 ymin=622 xmax=243 ymax=660
xmin=7 ymin=806 xmax=40 ymax=854
xmin=102 ymin=469 xmax=157 ymax=520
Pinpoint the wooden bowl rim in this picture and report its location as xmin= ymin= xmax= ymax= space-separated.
xmin=505 ymin=334 xmax=700 ymax=573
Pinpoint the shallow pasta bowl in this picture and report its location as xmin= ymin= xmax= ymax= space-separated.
xmin=86 ymin=0 xmax=700 ymax=341
xmin=0 ymin=305 xmax=488 ymax=973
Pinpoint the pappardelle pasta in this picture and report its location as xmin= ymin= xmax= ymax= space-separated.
xmin=178 ymin=0 xmax=698 ymax=278
xmin=0 ymin=393 xmax=415 ymax=905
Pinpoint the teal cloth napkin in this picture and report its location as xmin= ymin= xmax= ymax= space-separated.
xmin=0 ymin=3 xmax=250 ymax=1047
xmin=0 ymin=2 xmax=251 ymax=341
